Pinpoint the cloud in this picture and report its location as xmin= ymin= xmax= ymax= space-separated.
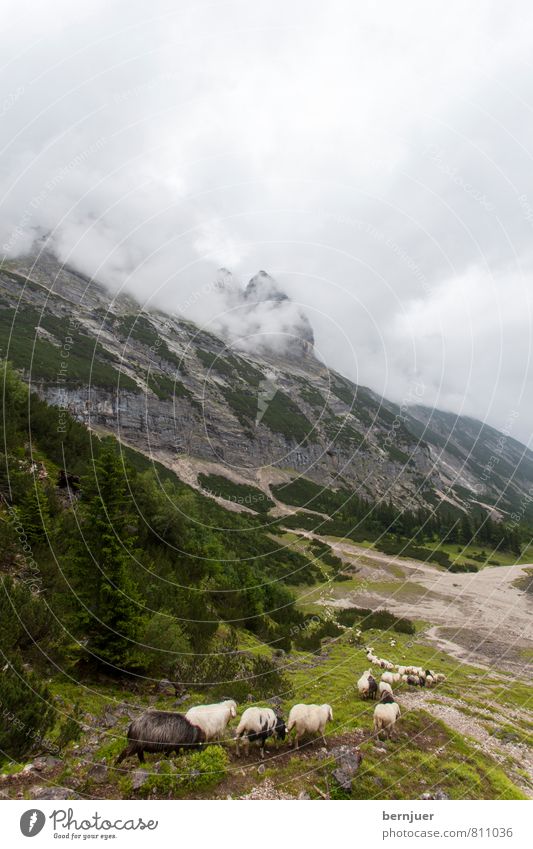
xmin=1 ymin=1 xmax=533 ymax=441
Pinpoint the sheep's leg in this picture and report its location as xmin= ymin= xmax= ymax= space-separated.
xmin=115 ymin=743 xmax=134 ymax=765
xmin=137 ymin=749 xmax=145 ymax=764
xmin=293 ymin=732 xmax=299 ymax=750
xmin=235 ymin=736 xmax=240 ymax=757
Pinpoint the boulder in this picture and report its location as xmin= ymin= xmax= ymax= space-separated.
xmin=329 ymin=745 xmax=363 ymax=792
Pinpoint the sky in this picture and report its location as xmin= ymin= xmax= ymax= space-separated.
xmin=1 ymin=1 xmax=533 ymax=444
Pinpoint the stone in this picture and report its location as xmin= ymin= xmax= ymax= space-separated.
xmin=298 ymin=790 xmax=311 ymax=799
xmin=257 ymin=764 xmax=266 ymax=774
xmin=132 ymin=769 xmax=149 ymax=790
xmin=32 ymin=756 xmax=62 ymax=771
xmin=330 ymin=745 xmax=363 ymax=792
xmin=30 ymin=786 xmax=72 ymax=800
xmin=87 ymin=763 xmax=108 ymax=784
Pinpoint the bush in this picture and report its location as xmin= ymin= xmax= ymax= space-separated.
xmin=293 ymin=617 xmax=343 ymax=651
xmin=135 ymin=745 xmax=228 ymax=798
xmin=334 ymin=606 xmax=416 ymax=635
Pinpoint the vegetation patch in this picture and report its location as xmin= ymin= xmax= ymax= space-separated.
xmin=198 ymin=473 xmax=274 ymax=514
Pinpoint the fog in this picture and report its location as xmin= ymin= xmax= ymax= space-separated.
xmin=1 ymin=1 xmax=533 ymax=443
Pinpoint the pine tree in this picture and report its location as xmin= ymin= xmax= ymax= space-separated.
xmin=69 ymin=442 xmax=144 ymax=672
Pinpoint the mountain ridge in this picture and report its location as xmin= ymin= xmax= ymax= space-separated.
xmin=1 ymin=251 xmax=532 ymax=521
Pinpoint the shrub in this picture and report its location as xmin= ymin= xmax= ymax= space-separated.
xmin=135 ymin=745 xmax=228 ymax=798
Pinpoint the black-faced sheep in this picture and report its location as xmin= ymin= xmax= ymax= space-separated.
xmin=287 ymin=703 xmax=333 ymax=749
xmin=185 ymin=699 xmax=237 ymax=743
xmin=235 ymin=707 xmax=286 ymax=759
xmin=116 ymin=710 xmax=205 ymax=764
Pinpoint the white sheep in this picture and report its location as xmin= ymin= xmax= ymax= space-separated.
xmin=378 ymin=681 xmax=393 ymax=698
xmin=185 ymin=699 xmax=237 ymax=742
xmin=287 ymin=703 xmax=333 ymax=749
xmin=434 ymin=673 xmax=446 ymax=683
xmin=381 ymin=671 xmax=401 ymax=685
xmin=357 ymin=670 xmax=378 ymax=700
xmin=235 ymin=707 xmax=286 ymax=758
xmin=373 ymin=700 xmax=401 ymax=739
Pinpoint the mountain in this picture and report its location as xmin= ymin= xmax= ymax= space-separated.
xmin=1 ymin=251 xmax=532 ymax=520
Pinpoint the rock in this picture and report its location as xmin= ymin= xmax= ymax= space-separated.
xmin=173 ymin=695 xmax=189 ymax=706
xmin=132 ymin=769 xmax=149 ymax=790
xmin=330 ymin=745 xmax=363 ymax=792
xmin=257 ymin=764 xmax=266 ymax=775
xmin=21 ymin=764 xmax=36 ymax=774
xmin=420 ymin=788 xmax=450 ymax=801
xmin=0 ymin=790 xmax=10 ymax=799
xmin=87 ymin=763 xmax=108 ymax=784
xmin=298 ymin=790 xmax=311 ymax=799
xmin=30 ymin=786 xmax=72 ymax=800
xmin=246 ymin=693 xmax=255 ymax=703
xmin=32 ymin=756 xmax=62 ymax=771
xmin=374 ymin=746 xmax=387 ymax=755
xmin=434 ymin=788 xmax=450 ymax=800
xmin=156 ymin=679 xmax=175 ymax=695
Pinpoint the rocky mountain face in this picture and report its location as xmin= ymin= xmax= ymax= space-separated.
xmin=1 ymin=252 xmax=532 ymax=518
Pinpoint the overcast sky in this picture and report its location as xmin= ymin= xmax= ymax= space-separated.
xmin=1 ymin=1 xmax=533 ymax=444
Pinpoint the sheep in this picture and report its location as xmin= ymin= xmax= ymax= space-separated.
xmin=185 ymin=699 xmax=237 ymax=743
xmin=397 ymin=666 xmax=406 ymax=676
xmin=434 ymin=673 xmax=446 ymax=684
xmin=378 ymin=681 xmax=393 ymax=699
xmin=287 ymin=703 xmax=333 ymax=749
xmin=381 ymin=671 xmax=401 ymax=685
xmin=116 ymin=710 xmax=205 ymax=764
xmin=235 ymin=707 xmax=286 ymax=759
xmin=373 ymin=697 xmax=401 ymax=739
xmin=357 ymin=669 xmax=374 ymax=698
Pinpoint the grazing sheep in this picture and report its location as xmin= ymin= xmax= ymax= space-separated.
xmin=116 ymin=710 xmax=205 ymax=764
xmin=185 ymin=699 xmax=237 ymax=743
xmin=378 ymin=681 xmax=393 ymax=698
xmin=373 ymin=698 xmax=401 ymax=739
xmin=357 ymin=669 xmax=374 ymax=698
xmin=381 ymin=671 xmax=401 ymax=685
xmin=287 ymin=703 xmax=333 ymax=749
xmin=235 ymin=707 xmax=286 ymax=759
xmin=367 ymin=673 xmax=378 ymax=700
xmin=397 ymin=666 xmax=406 ymax=676
xmin=434 ymin=673 xmax=446 ymax=683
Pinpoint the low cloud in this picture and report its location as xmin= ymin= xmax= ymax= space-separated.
xmin=1 ymin=1 xmax=533 ymax=442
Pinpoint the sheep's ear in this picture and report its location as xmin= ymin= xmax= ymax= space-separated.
xmin=231 ymin=705 xmax=237 ymax=717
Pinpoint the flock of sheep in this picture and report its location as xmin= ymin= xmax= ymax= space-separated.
xmin=116 ymin=700 xmax=333 ymax=764
xmin=357 ymin=647 xmax=446 ymax=739
xmin=115 ymin=645 xmax=446 ymax=766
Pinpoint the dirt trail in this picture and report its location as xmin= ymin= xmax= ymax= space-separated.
xmin=297 ymin=531 xmax=533 ymax=672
